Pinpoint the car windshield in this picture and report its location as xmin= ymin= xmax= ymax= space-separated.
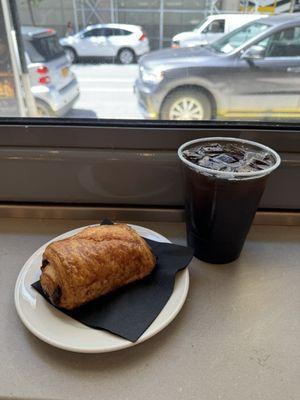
xmin=30 ymin=34 xmax=65 ymax=61
xmin=210 ymin=21 xmax=270 ymax=54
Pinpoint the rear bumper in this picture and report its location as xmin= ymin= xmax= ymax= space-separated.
xmin=32 ymin=78 xmax=80 ymax=116
xmin=55 ymin=91 xmax=80 ymax=117
xmin=135 ymin=41 xmax=150 ymax=56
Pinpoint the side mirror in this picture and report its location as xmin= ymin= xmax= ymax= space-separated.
xmin=242 ymin=45 xmax=265 ymax=60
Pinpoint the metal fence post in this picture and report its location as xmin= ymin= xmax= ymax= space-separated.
xmin=5 ymin=0 xmax=37 ymax=116
xmin=159 ymin=0 xmax=164 ymax=49
xmin=81 ymin=0 xmax=86 ymax=27
xmin=110 ymin=0 xmax=115 ymax=23
xmin=72 ymin=0 xmax=79 ymax=32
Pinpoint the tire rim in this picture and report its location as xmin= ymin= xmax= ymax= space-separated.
xmin=66 ymin=48 xmax=75 ymax=63
xmin=119 ymin=49 xmax=134 ymax=64
xmin=169 ymin=97 xmax=204 ymax=120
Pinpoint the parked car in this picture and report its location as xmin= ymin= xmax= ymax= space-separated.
xmin=60 ymin=24 xmax=150 ymax=64
xmin=135 ymin=14 xmax=300 ymax=121
xmin=171 ymin=13 xmax=267 ymax=48
xmin=22 ymin=26 xmax=79 ymax=117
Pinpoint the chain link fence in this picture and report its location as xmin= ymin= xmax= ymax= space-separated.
xmin=17 ymin=0 xmax=239 ymax=49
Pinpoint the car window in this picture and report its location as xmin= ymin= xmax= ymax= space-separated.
xmin=83 ymin=29 xmax=96 ymax=38
xmin=103 ymin=28 xmax=114 ymax=37
xmin=120 ymin=29 xmax=132 ymax=36
xmin=203 ymin=19 xmax=225 ymax=34
xmin=23 ymin=39 xmax=44 ymax=63
xmin=83 ymin=28 xmax=105 ymax=38
xmin=29 ymin=34 xmax=65 ymax=61
xmin=211 ymin=22 xmax=270 ymax=54
xmin=256 ymin=26 xmax=300 ymax=57
xmin=111 ymin=28 xmax=132 ymax=36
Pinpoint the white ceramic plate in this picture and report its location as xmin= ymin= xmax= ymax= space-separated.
xmin=15 ymin=224 xmax=190 ymax=353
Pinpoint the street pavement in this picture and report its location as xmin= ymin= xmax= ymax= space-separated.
xmin=66 ymin=63 xmax=141 ymax=119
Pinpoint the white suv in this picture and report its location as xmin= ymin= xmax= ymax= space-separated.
xmin=60 ymin=24 xmax=150 ymax=64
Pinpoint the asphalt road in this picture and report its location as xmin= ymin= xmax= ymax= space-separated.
xmin=66 ymin=63 xmax=141 ymax=119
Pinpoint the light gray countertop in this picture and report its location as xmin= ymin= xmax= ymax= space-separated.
xmin=0 ymin=218 xmax=299 ymax=400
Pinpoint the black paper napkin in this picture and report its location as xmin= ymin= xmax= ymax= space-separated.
xmin=32 ymin=221 xmax=193 ymax=342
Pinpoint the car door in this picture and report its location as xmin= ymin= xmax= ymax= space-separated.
xmin=75 ymin=28 xmax=112 ymax=57
xmin=202 ymin=19 xmax=225 ymax=45
xmin=104 ymin=28 xmax=126 ymax=57
xmin=227 ymin=26 xmax=300 ymax=119
xmin=98 ymin=28 xmax=116 ymax=56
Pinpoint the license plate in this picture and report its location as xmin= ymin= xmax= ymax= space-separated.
xmin=61 ymin=67 xmax=69 ymax=77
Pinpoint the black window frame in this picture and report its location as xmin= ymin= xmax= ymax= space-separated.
xmin=0 ymin=118 xmax=299 ymax=210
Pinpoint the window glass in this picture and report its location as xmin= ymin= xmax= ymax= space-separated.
xmin=28 ymin=35 xmax=65 ymax=61
xmin=122 ymin=29 xmax=133 ymax=36
xmin=82 ymin=29 xmax=96 ymax=38
xmin=24 ymin=40 xmax=44 ymax=63
xmin=83 ymin=28 xmax=105 ymax=37
xmin=211 ymin=22 xmax=270 ymax=54
xmin=1 ymin=1 xmax=300 ymax=123
xmin=257 ymin=27 xmax=300 ymax=57
xmin=203 ymin=19 xmax=225 ymax=34
xmin=112 ymin=28 xmax=132 ymax=36
xmin=103 ymin=28 xmax=114 ymax=36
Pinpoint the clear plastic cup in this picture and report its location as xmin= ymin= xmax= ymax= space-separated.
xmin=178 ymin=137 xmax=281 ymax=264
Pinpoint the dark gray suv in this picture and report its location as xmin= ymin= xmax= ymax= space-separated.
xmin=135 ymin=14 xmax=300 ymax=121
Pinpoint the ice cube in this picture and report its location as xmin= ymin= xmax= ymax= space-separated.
xmin=226 ymin=143 xmax=247 ymax=157
xmin=201 ymin=143 xmax=224 ymax=153
xmin=183 ymin=150 xmax=203 ymax=163
xmin=249 ymin=162 xmax=267 ymax=171
xmin=213 ymin=153 xmax=237 ymax=164
xmin=197 ymin=156 xmax=219 ymax=170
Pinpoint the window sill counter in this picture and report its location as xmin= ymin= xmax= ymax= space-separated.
xmin=0 ymin=218 xmax=299 ymax=400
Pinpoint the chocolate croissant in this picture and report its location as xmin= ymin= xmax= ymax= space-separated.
xmin=40 ymin=224 xmax=156 ymax=310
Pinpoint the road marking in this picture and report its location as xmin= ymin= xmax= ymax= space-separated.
xmin=80 ymin=88 xmax=133 ymax=92
xmin=78 ymin=78 xmax=135 ymax=83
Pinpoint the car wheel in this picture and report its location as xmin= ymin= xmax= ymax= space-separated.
xmin=117 ymin=48 xmax=136 ymax=65
xmin=64 ymin=47 xmax=77 ymax=63
xmin=36 ymin=100 xmax=55 ymax=117
xmin=161 ymin=89 xmax=212 ymax=121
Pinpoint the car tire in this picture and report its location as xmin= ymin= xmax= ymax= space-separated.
xmin=117 ymin=48 xmax=136 ymax=65
xmin=161 ymin=88 xmax=212 ymax=121
xmin=36 ymin=100 xmax=55 ymax=117
xmin=64 ymin=46 xmax=77 ymax=63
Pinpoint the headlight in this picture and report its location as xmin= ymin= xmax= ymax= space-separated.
xmin=171 ymin=41 xmax=180 ymax=48
xmin=140 ymin=68 xmax=163 ymax=84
